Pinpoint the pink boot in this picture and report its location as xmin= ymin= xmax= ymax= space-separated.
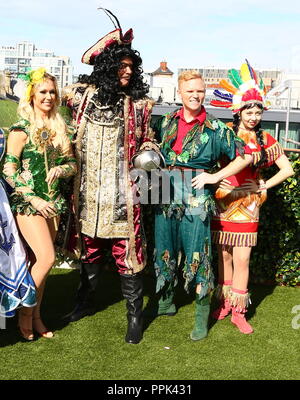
xmin=212 ymin=281 xmax=232 ymax=320
xmin=230 ymin=288 xmax=253 ymax=334
xmin=212 ymin=298 xmax=231 ymax=320
xmin=231 ymin=307 xmax=254 ymax=334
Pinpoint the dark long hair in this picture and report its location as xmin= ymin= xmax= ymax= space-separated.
xmin=233 ymin=102 xmax=267 ymax=168
xmin=78 ymin=43 xmax=149 ymax=105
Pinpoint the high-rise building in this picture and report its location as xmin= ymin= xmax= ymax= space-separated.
xmin=0 ymin=41 xmax=73 ymax=90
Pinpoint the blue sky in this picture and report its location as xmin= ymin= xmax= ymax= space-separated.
xmin=1 ymin=0 xmax=300 ymax=76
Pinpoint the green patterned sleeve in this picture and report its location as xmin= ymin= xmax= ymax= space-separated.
xmin=55 ymin=133 xmax=77 ymax=178
xmin=3 ymin=122 xmax=38 ymax=202
xmin=3 ymin=152 xmax=37 ymax=202
xmin=212 ymin=119 xmax=244 ymax=161
xmin=3 ymin=119 xmax=38 ymax=203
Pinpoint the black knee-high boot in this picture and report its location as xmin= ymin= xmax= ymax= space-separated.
xmin=65 ymin=263 xmax=100 ymax=322
xmin=120 ymin=273 xmax=143 ymax=344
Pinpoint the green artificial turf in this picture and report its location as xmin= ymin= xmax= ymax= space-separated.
xmin=1 ymin=268 xmax=299 ymax=380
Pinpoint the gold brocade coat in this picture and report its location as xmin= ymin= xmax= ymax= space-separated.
xmin=65 ymin=84 xmax=158 ymax=273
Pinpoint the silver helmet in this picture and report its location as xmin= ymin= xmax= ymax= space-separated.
xmin=132 ymin=149 xmax=165 ymax=171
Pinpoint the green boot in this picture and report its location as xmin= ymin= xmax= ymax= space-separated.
xmin=190 ymin=294 xmax=210 ymax=341
xmin=157 ymin=282 xmax=176 ymax=316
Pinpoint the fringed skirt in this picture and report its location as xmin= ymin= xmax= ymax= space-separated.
xmin=211 ymin=196 xmax=261 ymax=247
xmin=212 ymin=231 xmax=257 ymax=247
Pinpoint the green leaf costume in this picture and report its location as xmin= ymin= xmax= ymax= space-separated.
xmin=3 ymin=119 xmax=77 ymax=215
xmin=152 ymin=110 xmax=243 ymax=298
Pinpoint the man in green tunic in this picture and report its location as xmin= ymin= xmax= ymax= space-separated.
xmin=152 ymin=70 xmax=253 ymax=340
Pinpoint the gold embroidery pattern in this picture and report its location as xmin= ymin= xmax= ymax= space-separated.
xmin=32 ymin=128 xmax=56 ymax=152
xmin=96 ymin=122 xmax=129 ymax=238
xmin=73 ymin=90 xmax=150 ymax=273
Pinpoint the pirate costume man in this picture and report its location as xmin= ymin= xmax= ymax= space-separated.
xmin=64 ymin=9 xmax=159 ymax=344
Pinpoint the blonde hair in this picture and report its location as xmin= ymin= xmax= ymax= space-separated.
xmin=17 ymin=72 xmax=68 ymax=143
xmin=178 ymin=70 xmax=204 ymax=87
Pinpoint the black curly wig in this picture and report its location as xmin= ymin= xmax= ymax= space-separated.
xmin=233 ymin=102 xmax=267 ymax=168
xmin=78 ymin=42 xmax=149 ymax=105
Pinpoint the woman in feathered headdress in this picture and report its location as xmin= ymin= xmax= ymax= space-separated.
xmin=210 ymin=60 xmax=294 ymax=334
xmin=2 ymin=68 xmax=77 ymax=340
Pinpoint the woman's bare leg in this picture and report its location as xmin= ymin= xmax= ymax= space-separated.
xmin=16 ymin=214 xmax=57 ymax=336
xmin=232 ymin=247 xmax=252 ymax=291
xmin=211 ymin=245 xmax=234 ymax=320
xmin=217 ymin=244 xmax=234 ymax=283
xmin=32 ymin=217 xmax=59 ymax=336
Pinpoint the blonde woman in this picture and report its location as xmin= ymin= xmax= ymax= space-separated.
xmin=3 ymin=68 xmax=77 ymax=340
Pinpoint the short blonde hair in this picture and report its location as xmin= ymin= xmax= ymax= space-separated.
xmin=178 ymin=70 xmax=204 ymax=87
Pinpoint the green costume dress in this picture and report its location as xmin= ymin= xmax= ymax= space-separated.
xmin=153 ymin=110 xmax=245 ymax=298
xmin=3 ymin=119 xmax=77 ymax=216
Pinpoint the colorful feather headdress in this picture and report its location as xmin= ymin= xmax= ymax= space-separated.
xmin=81 ymin=8 xmax=133 ymax=65
xmin=210 ymin=60 xmax=270 ymax=113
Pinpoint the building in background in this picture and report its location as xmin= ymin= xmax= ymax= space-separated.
xmin=0 ymin=41 xmax=73 ymax=91
xmin=177 ymin=66 xmax=280 ymax=90
xmin=144 ymin=61 xmax=177 ymax=104
xmin=144 ymin=61 xmax=299 ymax=148
xmin=145 ymin=62 xmax=285 ymax=107
xmin=178 ymin=66 xmax=281 ymax=106
xmin=267 ymin=72 xmax=300 ymax=110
